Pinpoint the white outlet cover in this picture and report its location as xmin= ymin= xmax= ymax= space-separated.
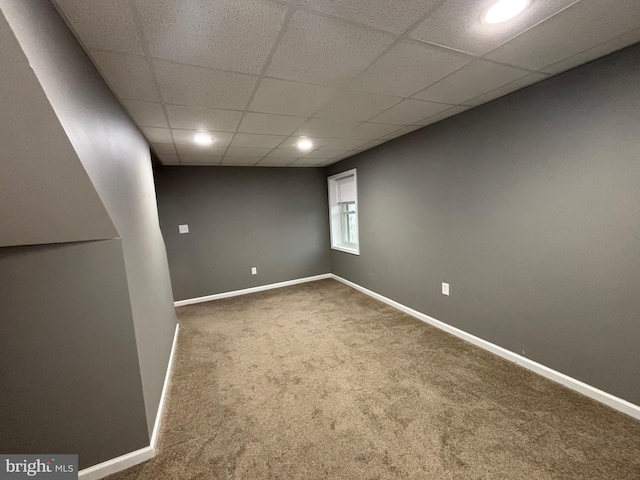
xmin=179 ymin=224 xmax=189 ymax=234
xmin=251 ymin=267 xmax=257 ymax=275
xmin=442 ymin=283 xmax=450 ymax=296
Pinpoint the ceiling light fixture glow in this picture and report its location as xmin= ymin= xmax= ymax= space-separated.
xmin=192 ymin=131 xmax=214 ymax=146
xmin=297 ymin=138 xmax=313 ymax=151
xmin=484 ymin=0 xmax=530 ymax=24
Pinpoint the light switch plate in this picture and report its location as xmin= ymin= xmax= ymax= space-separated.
xmin=442 ymin=282 xmax=449 ymax=296
xmin=179 ymin=224 xmax=189 ymax=234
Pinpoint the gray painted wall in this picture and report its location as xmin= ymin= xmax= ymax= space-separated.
xmin=327 ymin=44 xmax=640 ymax=406
xmin=1 ymin=0 xmax=178 ymax=434
xmin=0 ymin=8 xmax=117 ymax=247
xmin=0 ymin=240 xmax=149 ymax=469
xmin=155 ymin=166 xmax=331 ymax=301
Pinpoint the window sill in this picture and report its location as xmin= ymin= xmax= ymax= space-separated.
xmin=331 ymin=245 xmax=360 ymax=255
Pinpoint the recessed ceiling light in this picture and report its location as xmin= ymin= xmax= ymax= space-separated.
xmin=297 ymin=138 xmax=313 ymax=151
xmin=484 ymin=0 xmax=530 ymax=24
xmin=192 ymin=131 xmax=213 ymax=146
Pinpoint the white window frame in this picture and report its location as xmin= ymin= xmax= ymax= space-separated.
xmin=328 ymin=168 xmax=359 ymax=255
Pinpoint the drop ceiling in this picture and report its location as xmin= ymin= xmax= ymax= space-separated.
xmin=54 ymin=0 xmax=640 ymax=167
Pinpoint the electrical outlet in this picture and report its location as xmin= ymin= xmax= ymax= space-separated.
xmin=251 ymin=267 xmax=257 ymax=275
xmin=442 ymin=282 xmax=449 ymax=296
xmin=178 ymin=224 xmax=189 ymax=234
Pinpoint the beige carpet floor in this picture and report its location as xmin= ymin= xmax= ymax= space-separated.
xmin=107 ymin=279 xmax=640 ymax=479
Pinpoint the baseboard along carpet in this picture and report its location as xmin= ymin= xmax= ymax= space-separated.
xmin=106 ymin=279 xmax=640 ymax=479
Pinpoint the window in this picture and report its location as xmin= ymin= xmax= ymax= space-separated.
xmin=328 ymin=169 xmax=359 ymax=255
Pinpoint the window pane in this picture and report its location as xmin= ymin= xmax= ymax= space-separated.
xmin=340 ymin=204 xmax=357 ymax=244
xmin=347 ymin=212 xmax=357 ymax=243
xmin=341 ymin=213 xmax=350 ymax=244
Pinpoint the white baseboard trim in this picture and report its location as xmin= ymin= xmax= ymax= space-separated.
xmin=174 ymin=273 xmax=332 ymax=307
xmin=77 ymin=446 xmax=154 ymax=480
xmin=331 ymin=274 xmax=640 ymax=421
xmin=79 ymin=323 xmax=180 ymax=480
xmin=150 ymin=323 xmax=180 ymax=450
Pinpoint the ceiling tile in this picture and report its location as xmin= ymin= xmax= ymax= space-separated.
xmin=179 ymin=154 xmax=223 ymax=165
xmin=358 ymin=139 xmax=387 ymax=149
xmin=464 ymin=73 xmax=548 ymax=106
xmin=154 ymin=60 xmax=257 ymax=110
xmin=414 ymin=106 xmax=471 ymax=126
xmin=381 ymin=125 xmax=422 ymax=140
xmin=267 ymin=10 xmax=395 ymax=85
xmin=319 ymin=159 xmax=339 ymax=166
xmin=141 ymin=127 xmax=172 ymax=144
xmin=295 ymin=118 xmax=361 ymax=138
xmin=257 ymin=157 xmax=296 ymax=166
xmin=289 ymin=157 xmax=326 ymax=166
xmin=230 ymin=133 xmax=286 ymax=148
xmin=249 ymin=78 xmax=336 ymax=116
xmin=541 ymin=27 xmax=640 ymax=74
xmin=165 ymin=105 xmax=242 ymax=132
xmin=350 ymin=40 xmax=473 ymax=97
xmin=151 ymin=143 xmax=177 ymax=154
xmin=122 ymin=99 xmax=167 ymax=127
xmin=331 ymin=151 xmax=359 ymax=161
xmin=485 ymin=0 xmax=640 ymax=71
xmin=278 ymin=136 xmax=330 ymax=150
xmin=294 ymin=0 xmax=440 ymax=34
xmin=92 ymin=52 xmax=159 ymax=101
xmin=346 ymin=122 xmax=403 ymax=139
xmin=220 ymin=157 xmax=260 ymax=165
xmin=314 ymin=90 xmax=402 ymax=121
xmin=135 ymin=0 xmax=288 ymax=74
xmin=176 ymin=145 xmax=227 ymax=156
xmin=172 ymin=129 xmax=234 ymax=146
xmin=409 ymin=0 xmax=576 ymax=56
xmin=412 ymin=60 xmax=531 ymax=105
xmin=224 ymin=147 xmax=271 ymax=157
xmin=56 ymin=0 xmax=144 ymax=55
xmin=368 ymin=99 xmax=452 ymax=125
xmin=300 ymin=150 xmax=341 ymax=159
xmin=238 ymin=112 xmax=307 ymax=135
xmin=262 ymin=149 xmax=305 ymax=159
xmin=156 ymin=154 xmax=180 ymax=164
xmin=318 ymin=138 xmax=371 ymax=150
